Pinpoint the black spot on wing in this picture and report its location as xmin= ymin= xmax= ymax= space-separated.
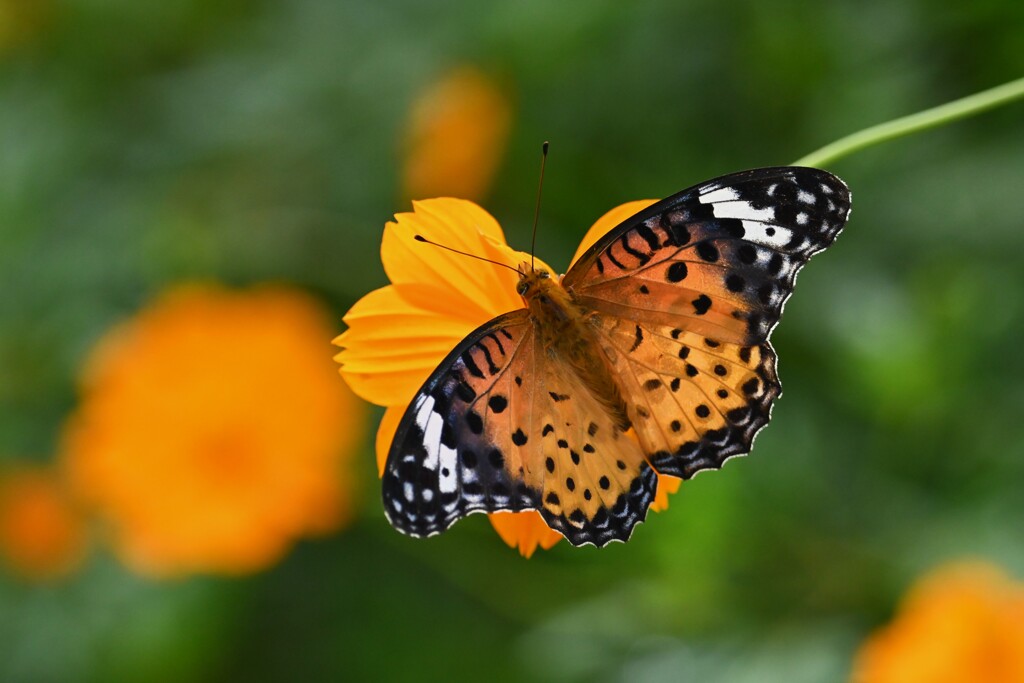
xmin=666 ymin=262 xmax=688 ymax=282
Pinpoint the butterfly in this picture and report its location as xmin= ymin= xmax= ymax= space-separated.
xmin=381 ymin=167 xmax=851 ymax=547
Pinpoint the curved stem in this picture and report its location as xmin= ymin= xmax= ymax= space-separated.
xmin=793 ymin=75 xmax=1024 ymax=168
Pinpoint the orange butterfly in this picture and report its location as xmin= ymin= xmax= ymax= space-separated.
xmin=381 ymin=167 xmax=851 ymax=546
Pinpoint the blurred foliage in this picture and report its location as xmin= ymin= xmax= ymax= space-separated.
xmin=1 ymin=0 xmax=1023 ymax=681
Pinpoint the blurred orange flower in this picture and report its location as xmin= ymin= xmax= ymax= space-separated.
xmin=335 ymin=197 xmax=682 ymax=556
xmin=63 ymin=285 xmax=365 ymax=577
xmin=402 ymin=67 xmax=512 ymax=202
xmin=0 ymin=465 xmax=87 ymax=580
xmin=851 ymin=562 xmax=1024 ymax=683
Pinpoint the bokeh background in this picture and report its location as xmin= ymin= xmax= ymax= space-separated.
xmin=2 ymin=0 xmax=1024 ymax=681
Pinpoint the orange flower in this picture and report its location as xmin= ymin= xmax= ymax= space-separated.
xmin=62 ymin=284 xmax=365 ymax=577
xmin=335 ymin=197 xmax=683 ymax=556
xmin=402 ymin=67 xmax=512 ymax=202
xmin=851 ymin=562 xmax=1024 ymax=683
xmin=0 ymin=465 xmax=87 ymax=580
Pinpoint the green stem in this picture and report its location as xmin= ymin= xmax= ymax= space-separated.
xmin=793 ymin=75 xmax=1024 ymax=167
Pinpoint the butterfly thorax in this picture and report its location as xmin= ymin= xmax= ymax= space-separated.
xmin=517 ymin=265 xmax=631 ymax=431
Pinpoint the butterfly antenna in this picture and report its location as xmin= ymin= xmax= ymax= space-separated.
xmin=413 ymin=235 xmax=522 ymax=274
xmin=530 ymin=141 xmax=549 ymax=271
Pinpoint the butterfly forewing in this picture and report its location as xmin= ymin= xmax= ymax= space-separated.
xmin=383 ymin=310 xmax=657 ymax=546
xmin=565 ymin=167 xmax=851 ymax=345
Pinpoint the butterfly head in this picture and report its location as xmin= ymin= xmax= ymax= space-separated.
xmin=516 ymin=263 xmax=580 ymax=326
xmin=515 ymin=264 xmax=557 ymax=297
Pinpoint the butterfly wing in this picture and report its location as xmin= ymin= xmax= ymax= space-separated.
xmin=590 ymin=319 xmax=780 ymax=478
xmin=564 ymin=167 xmax=851 ymax=477
xmin=382 ymin=310 xmax=657 ymax=547
xmin=564 ymin=166 xmax=851 ymax=344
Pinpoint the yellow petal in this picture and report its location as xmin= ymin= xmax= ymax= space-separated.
xmin=374 ymin=406 xmax=406 ymax=477
xmin=650 ymin=473 xmax=682 ymax=513
xmin=488 ymin=511 xmax=562 ymax=558
xmin=340 ymin=199 xmax=554 ymax=409
xmin=382 ymin=198 xmax=540 ymax=322
xmin=336 ymin=285 xmax=471 ymax=407
xmin=569 ymin=199 xmax=658 ymax=269
xmin=402 ymin=67 xmax=512 ymax=202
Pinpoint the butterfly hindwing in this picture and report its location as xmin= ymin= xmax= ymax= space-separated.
xmin=529 ymin=361 xmax=656 ymax=546
xmin=383 ymin=310 xmax=657 ymax=546
xmin=594 ymin=318 xmax=779 ymax=478
xmin=564 ymin=167 xmax=851 ymax=346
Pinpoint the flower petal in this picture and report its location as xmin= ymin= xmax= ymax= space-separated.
xmin=382 ymin=198 xmax=553 ymax=322
xmin=340 ymin=199 xmax=555 ymax=408
xmin=488 ymin=511 xmax=563 ymax=558
xmin=335 ymin=285 xmax=471 ymax=406
xmin=374 ymin=406 xmax=406 ymax=477
xmin=650 ymin=473 xmax=682 ymax=513
xmin=569 ymin=199 xmax=658 ymax=270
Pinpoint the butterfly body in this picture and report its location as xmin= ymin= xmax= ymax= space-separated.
xmin=518 ymin=265 xmax=632 ymax=432
xmin=382 ymin=167 xmax=852 ymax=547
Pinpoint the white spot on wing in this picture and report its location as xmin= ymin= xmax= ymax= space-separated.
xmin=699 ymin=187 xmax=740 ymax=203
xmin=438 ymin=446 xmax=458 ymax=494
xmin=714 ymin=200 xmax=775 ymax=222
xmin=797 ymin=189 xmax=816 ymax=204
xmin=415 ymin=395 xmax=442 ymax=471
xmin=796 ymin=212 xmax=808 ymax=225
xmin=741 ymin=223 xmax=793 ymax=248
xmin=414 ymin=395 xmax=435 ymax=430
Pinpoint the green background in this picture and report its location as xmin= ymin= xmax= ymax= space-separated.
xmin=2 ymin=0 xmax=1023 ymax=681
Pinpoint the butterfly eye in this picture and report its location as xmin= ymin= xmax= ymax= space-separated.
xmin=516 ymin=281 xmax=529 ymax=296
